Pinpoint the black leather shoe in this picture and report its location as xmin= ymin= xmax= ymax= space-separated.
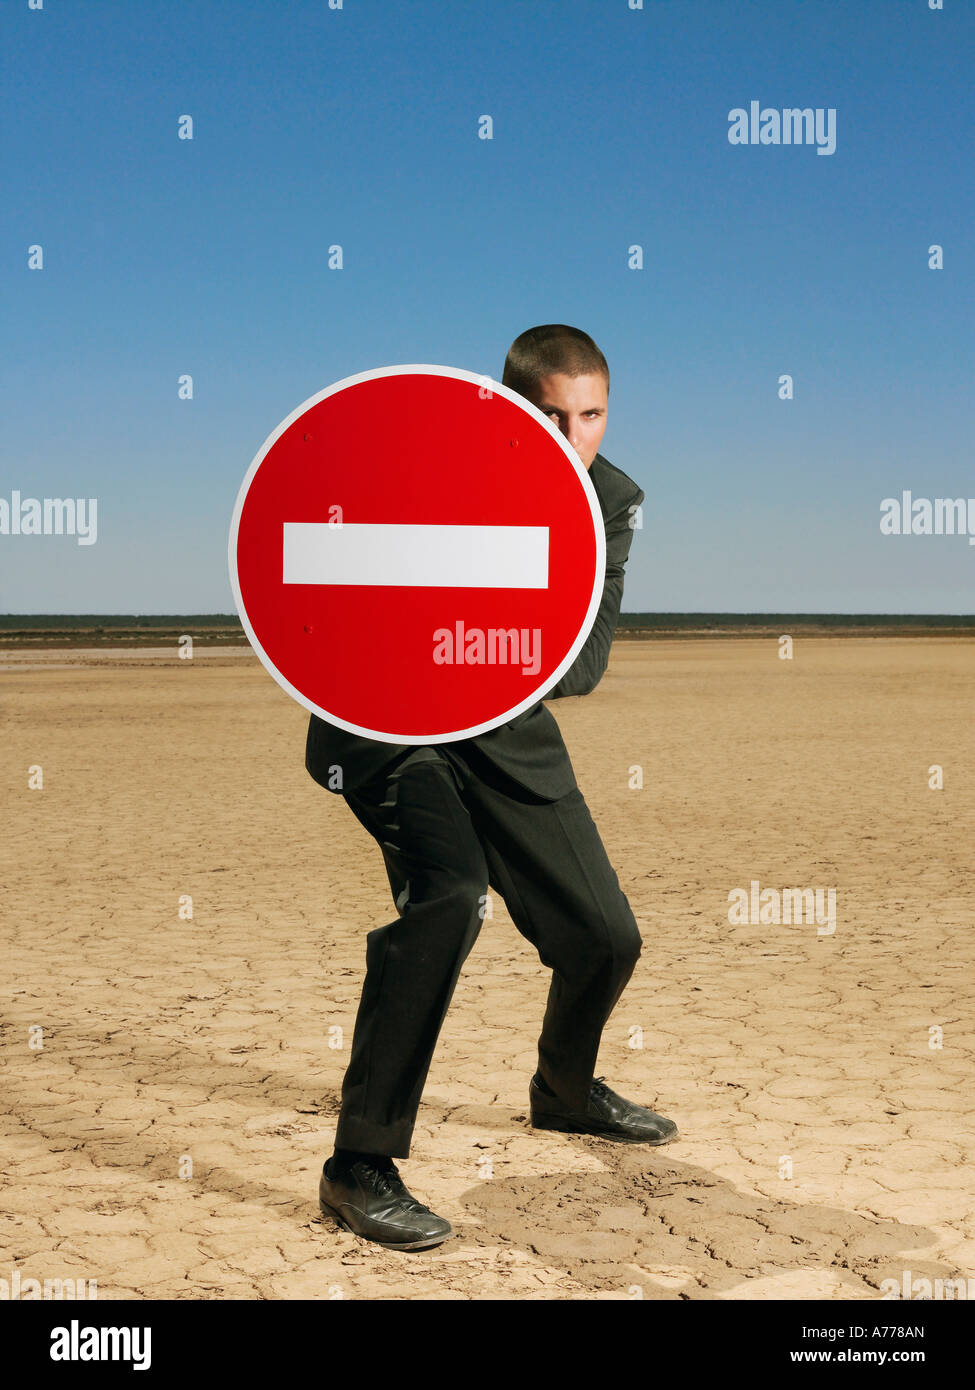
xmin=529 ymin=1073 xmax=679 ymax=1145
xmin=318 ymin=1156 xmax=454 ymax=1250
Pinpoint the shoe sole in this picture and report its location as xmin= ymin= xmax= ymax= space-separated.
xmin=530 ymin=1113 xmax=679 ymax=1145
xmin=319 ymin=1199 xmax=454 ymax=1251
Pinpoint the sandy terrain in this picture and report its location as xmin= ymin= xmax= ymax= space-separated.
xmin=2 ymin=637 xmax=973 ymax=1301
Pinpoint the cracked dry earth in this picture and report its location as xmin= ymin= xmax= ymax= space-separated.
xmin=1 ymin=637 xmax=973 ymax=1300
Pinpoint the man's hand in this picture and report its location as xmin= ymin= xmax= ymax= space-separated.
xmin=545 ymin=491 xmax=643 ymax=699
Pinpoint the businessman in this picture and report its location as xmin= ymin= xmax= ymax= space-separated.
xmin=307 ymin=325 xmax=678 ymax=1250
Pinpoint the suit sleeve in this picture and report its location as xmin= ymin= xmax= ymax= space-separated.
xmin=544 ymin=485 xmax=644 ymax=699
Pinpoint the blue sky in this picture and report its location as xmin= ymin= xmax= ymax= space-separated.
xmin=2 ymin=0 xmax=972 ymax=614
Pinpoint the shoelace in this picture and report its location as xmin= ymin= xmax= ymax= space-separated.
xmin=352 ymin=1159 xmax=401 ymax=1197
xmin=359 ymin=1161 xmax=431 ymax=1213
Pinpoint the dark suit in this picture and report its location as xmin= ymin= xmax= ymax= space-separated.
xmin=306 ymin=453 xmax=646 ymax=1158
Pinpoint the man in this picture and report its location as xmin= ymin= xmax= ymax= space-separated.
xmin=307 ymin=325 xmax=678 ymax=1251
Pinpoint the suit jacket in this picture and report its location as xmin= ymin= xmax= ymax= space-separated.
xmin=304 ymin=451 xmax=645 ymax=800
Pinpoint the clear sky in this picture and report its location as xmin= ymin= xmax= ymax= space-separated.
xmin=2 ymin=0 xmax=972 ymax=614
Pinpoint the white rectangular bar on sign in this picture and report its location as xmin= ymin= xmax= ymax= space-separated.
xmin=282 ymin=522 xmax=549 ymax=589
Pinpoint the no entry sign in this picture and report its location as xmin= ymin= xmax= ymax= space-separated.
xmin=228 ymin=365 xmax=605 ymax=743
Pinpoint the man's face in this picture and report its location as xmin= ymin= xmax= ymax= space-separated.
xmin=525 ymin=371 xmax=608 ymax=471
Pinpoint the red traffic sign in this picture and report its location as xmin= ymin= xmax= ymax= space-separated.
xmin=228 ymin=364 xmax=605 ymax=743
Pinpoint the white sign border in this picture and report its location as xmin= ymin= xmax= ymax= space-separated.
xmin=228 ymin=363 xmax=607 ymax=744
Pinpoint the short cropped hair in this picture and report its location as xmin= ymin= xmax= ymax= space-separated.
xmin=502 ymin=324 xmax=609 ymax=401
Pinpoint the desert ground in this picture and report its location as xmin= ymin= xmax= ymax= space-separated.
xmin=2 ymin=637 xmax=973 ymax=1300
